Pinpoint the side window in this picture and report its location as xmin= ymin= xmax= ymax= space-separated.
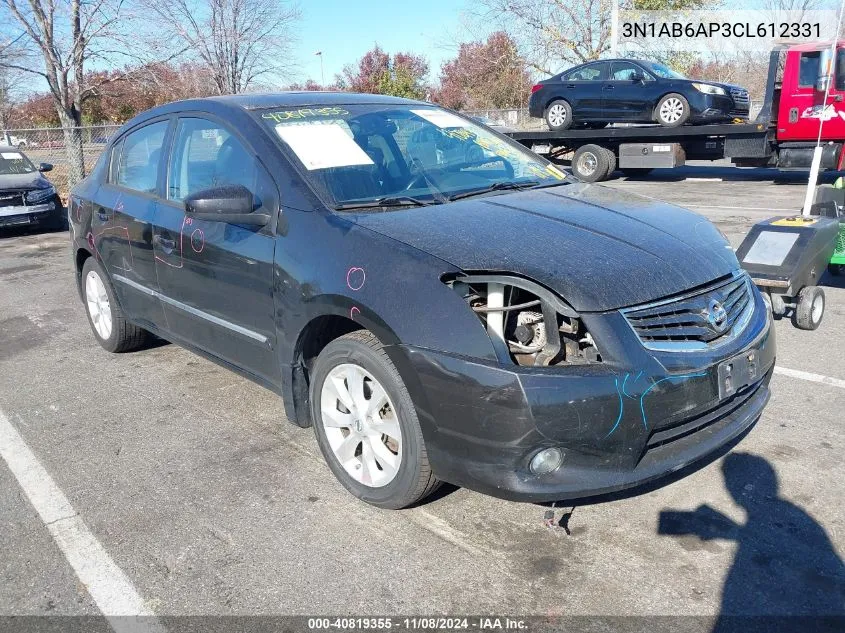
xmin=836 ymin=48 xmax=845 ymax=91
xmin=168 ymin=118 xmax=256 ymax=201
xmin=115 ymin=122 xmax=168 ymax=194
xmin=107 ymin=139 xmax=123 ymax=183
xmin=799 ymin=52 xmax=821 ymax=88
xmin=610 ymin=61 xmax=642 ymax=81
xmin=565 ymin=62 xmax=608 ymax=81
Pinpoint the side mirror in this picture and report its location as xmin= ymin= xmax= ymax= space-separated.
xmin=38 ymin=162 xmax=53 ymax=172
xmin=184 ymin=184 xmax=269 ymax=226
xmin=631 ymin=71 xmax=645 ymax=83
xmin=816 ymin=76 xmax=831 ymax=92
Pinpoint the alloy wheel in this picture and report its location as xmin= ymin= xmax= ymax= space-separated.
xmin=659 ymin=97 xmax=684 ymax=124
xmin=85 ymin=270 xmax=112 ymax=340
xmin=320 ymin=363 xmax=402 ymax=488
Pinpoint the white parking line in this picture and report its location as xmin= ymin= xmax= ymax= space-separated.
xmin=775 ymin=366 xmax=845 ymax=390
xmin=0 ymin=409 xmax=165 ymax=633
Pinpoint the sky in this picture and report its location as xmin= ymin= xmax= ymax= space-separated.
xmin=294 ymin=0 xmax=477 ymax=85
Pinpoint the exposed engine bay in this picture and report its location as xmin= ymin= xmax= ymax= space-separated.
xmin=446 ymin=274 xmax=602 ymax=366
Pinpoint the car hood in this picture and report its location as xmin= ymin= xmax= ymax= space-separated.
xmin=347 ymin=183 xmax=739 ymax=312
xmin=0 ymin=171 xmax=49 ymax=190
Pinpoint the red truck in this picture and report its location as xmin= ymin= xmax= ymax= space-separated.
xmin=507 ymin=41 xmax=845 ymax=182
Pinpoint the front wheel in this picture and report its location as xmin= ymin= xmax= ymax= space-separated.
xmin=655 ymin=93 xmax=690 ymax=127
xmin=310 ymin=330 xmax=440 ymax=509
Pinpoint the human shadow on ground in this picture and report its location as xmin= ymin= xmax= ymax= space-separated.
xmin=658 ymin=452 xmax=845 ymax=633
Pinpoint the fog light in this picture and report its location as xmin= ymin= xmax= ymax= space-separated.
xmin=529 ymin=448 xmax=563 ymax=475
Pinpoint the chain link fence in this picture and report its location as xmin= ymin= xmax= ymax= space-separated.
xmin=461 ymin=108 xmax=541 ymax=130
xmin=1 ymin=124 xmax=122 ymax=198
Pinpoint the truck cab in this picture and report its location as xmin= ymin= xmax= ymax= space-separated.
xmin=776 ymin=41 xmax=845 ymax=143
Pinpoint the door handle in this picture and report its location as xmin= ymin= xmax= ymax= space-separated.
xmin=153 ymin=235 xmax=176 ymax=251
xmin=566 ymin=84 xmax=576 ymax=89
xmin=603 ymin=85 xmax=614 ymax=90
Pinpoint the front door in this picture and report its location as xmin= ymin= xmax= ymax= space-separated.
xmin=152 ymin=117 xmax=279 ymax=384
xmin=91 ymin=120 xmax=171 ymax=329
xmin=779 ymin=46 xmax=845 ymax=142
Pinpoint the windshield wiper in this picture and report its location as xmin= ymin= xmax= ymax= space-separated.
xmin=446 ymin=180 xmax=540 ymax=202
xmin=334 ymin=195 xmax=433 ymax=210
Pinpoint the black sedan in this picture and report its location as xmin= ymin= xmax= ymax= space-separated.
xmin=529 ymin=59 xmax=750 ymax=130
xmin=68 ymin=93 xmax=773 ymax=508
xmin=0 ymin=146 xmax=64 ymax=230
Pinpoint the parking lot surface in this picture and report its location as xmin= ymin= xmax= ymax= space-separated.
xmin=1 ymin=162 xmax=843 ymax=625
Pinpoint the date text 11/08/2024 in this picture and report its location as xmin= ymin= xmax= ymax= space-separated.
xmin=307 ymin=617 xmax=528 ymax=630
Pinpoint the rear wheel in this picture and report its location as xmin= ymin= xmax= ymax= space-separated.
xmin=655 ymin=93 xmax=690 ymax=127
xmin=793 ymin=286 xmax=824 ymax=330
xmin=310 ymin=330 xmax=440 ymax=509
xmin=545 ymin=100 xmax=573 ymax=131
xmin=81 ymin=258 xmax=149 ymax=352
xmin=572 ymin=144 xmax=612 ymax=182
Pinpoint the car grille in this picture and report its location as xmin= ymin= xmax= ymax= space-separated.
xmin=729 ymin=88 xmax=750 ymax=115
xmin=0 ymin=191 xmax=25 ymax=208
xmin=621 ymin=272 xmax=754 ymax=351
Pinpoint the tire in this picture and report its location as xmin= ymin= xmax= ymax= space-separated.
xmin=310 ymin=330 xmax=440 ymax=509
xmin=793 ymin=286 xmax=824 ymax=331
xmin=572 ymin=144 xmax=611 ymax=182
xmin=621 ymin=167 xmax=654 ymax=178
xmin=601 ymin=146 xmax=617 ymax=178
xmin=655 ymin=93 xmax=690 ymax=127
xmin=545 ymin=99 xmax=573 ymax=131
xmin=80 ymin=258 xmax=149 ymax=352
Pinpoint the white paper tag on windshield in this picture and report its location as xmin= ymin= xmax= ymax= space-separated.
xmin=1 ymin=152 xmax=22 ymax=160
xmin=410 ymin=109 xmax=468 ymax=129
xmin=275 ymin=123 xmax=373 ymax=170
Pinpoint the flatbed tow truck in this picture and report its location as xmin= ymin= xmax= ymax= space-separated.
xmin=506 ymin=42 xmax=845 ymax=182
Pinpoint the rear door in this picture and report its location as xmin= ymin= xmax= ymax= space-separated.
xmin=152 ymin=116 xmax=279 ymax=383
xmin=90 ymin=119 xmax=171 ymax=328
xmin=604 ymin=61 xmax=653 ymax=121
xmin=562 ymin=62 xmax=609 ymax=120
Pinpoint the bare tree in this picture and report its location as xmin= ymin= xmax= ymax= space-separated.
xmin=474 ymin=0 xmax=614 ymax=75
xmin=0 ymin=0 xmax=157 ymax=185
xmin=146 ymin=0 xmax=300 ymax=95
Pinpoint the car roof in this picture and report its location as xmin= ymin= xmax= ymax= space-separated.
xmin=118 ymin=91 xmax=430 ymax=133
xmin=0 ymin=145 xmax=22 ymax=152
xmin=207 ymin=92 xmax=423 ymax=110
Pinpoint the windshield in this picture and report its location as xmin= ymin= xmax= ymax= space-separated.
xmin=259 ymin=104 xmax=568 ymax=209
xmin=0 ymin=150 xmax=36 ymax=175
xmin=643 ymin=62 xmax=686 ymax=80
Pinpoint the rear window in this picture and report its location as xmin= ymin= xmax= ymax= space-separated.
xmin=564 ymin=63 xmax=608 ymax=81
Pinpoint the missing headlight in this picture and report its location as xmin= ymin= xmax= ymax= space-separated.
xmin=446 ymin=274 xmax=601 ymax=367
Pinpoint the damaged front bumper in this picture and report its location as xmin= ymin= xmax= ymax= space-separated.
xmin=388 ymin=293 xmax=775 ymax=503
